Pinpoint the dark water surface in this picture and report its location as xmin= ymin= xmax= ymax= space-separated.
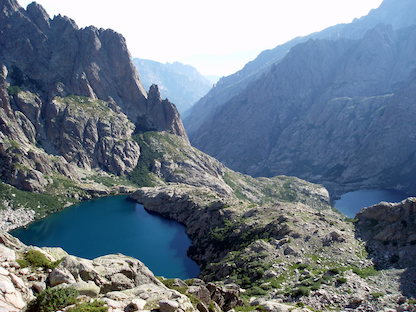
xmin=334 ymin=189 xmax=409 ymax=218
xmin=11 ymin=195 xmax=200 ymax=279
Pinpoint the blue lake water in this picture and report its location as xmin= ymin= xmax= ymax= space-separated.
xmin=11 ymin=195 xmax=200 ymax=279
xmin=334 ymin=189 xmax=410 ymax=218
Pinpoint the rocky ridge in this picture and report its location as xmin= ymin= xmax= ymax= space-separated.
xmin=185 ymin=0 xmax=416 ymax=139
xmin=188 ymin=24 xmax=416 ymax=196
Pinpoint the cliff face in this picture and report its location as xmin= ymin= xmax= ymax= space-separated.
xmin=0 ymin=0 xmax=185 ymax=136
xmin=0 ymin=0 xmax=187 ymax=191
xmin=189 ymin=24 xmax=416 ymax=195
xmin=184 ymin=0 xmax=416 ymax=137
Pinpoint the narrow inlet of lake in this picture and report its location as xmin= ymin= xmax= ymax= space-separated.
xmin=11 ymin=195 xmax=200 ymax=279
xmin=334 ymin=189 xmax=410 ymax=218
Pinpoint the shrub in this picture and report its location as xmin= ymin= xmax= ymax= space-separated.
xmin=371 ymin=292 xmax=384 ymax=299
xmin=352 ymin=266 xmax=378 ymax=278
xmin=27 ymin=287 xmax=79 ymax=312
xmin=7 ymin=85 xmax=22 ymax=95
xmin=68 ymin=300 xmax=108 ymax=312
xmin=327 ymin=268 xmax=341 ymax=275
xmin=245 ymin=286 xmax=267 ymax=296
xmin=17 ymin=250 xmax=61 ymax=270
xmin=291 ymin=286 xmax=310 ymax=297
xmin=336 ymin=277 xmax=347 ymax=284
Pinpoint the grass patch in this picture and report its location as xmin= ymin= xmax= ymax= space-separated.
xmin=0 ymin=182 xmax=71 ymax=217
xmin=352 ymin=266 xmax=378 ymax=278
xmin=27 ymin=287 xmax=78 ymax=312
xmin=7 ymin=85 xmax=22 ymax=95
xmin=129 ymin=133 xmax=162 ymax=187
xmin=371 ymin=292 xmax=384 ymax=299
xmin=68 ymin=300 xmax=108 ymax=312
xmin=17 ymin=249 xmax=61 ymax=270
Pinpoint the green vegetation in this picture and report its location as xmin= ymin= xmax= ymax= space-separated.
xmin=89 ymin=174 xmax=135 ymax=188
xmin=27 ymin=287 xmax=78 ymax=312
xmin=17 ymin=249 xmax=62 ymax=270
xmin=67 ymin=300 xmax=108 ymax=312
xmin=7 ymin=85 xmax=22 ymax=95
xmin=0 ymin=182 xmax=71 ymax=217
xmin=223 ymin=172 xmax=249 ymax=201
xmin=352 ymin=266 xmax=378 ymax=278
xmin=159 ymin=278 xmax=201 ymax=308
xmin=54 ymin=96 xmax=112 ymax=117
xmin=129 ymin=133 xmax=163 ymax=187
xmin=290 ymin=286 xmax=310 ymax=297
xmin=336 ymin=277 xmax=347 ymax=284
xmin=371 ymin=292 xmax=384 ymax=299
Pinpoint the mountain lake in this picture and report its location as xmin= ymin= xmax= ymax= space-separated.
xmin=334 ymin=189 xmax=410 ymax=218
xmin=11 ymin=195 xmax=200 ymax=279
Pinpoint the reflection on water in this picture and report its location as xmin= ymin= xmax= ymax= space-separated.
xmin=11 ymin=196 xmax=199 ymax=279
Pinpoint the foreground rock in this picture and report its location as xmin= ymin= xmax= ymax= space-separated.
xmin=0 ymin=231 xmax=197 ymax=312
xmin=0 ymin=231 xmax=248 ymax=312
xmin=357 ymin=197 xmax=416 ymax=270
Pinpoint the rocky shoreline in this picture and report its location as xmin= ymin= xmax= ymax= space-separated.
xmin=0 ymin=206 xmax=36 ymax=232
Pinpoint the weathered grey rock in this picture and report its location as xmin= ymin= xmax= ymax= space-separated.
xmin=70 ymin=280 xmax=100 ymax=297
xmin=206 ymin=283 xmax=243 ymax=311
xmin=48 ymin=267 xmax=77 ymax=286
xmin=31 ymin=281 xmax=46 ymax=293
xmin=322 ymin=231 xmax=346 ymax=246
xmin=124 ymin=298 xmax=147 ymax=312
xmin=357 ymin=197 xmax=416 ymax=268
xmin=159 ymin=299 xmax=179 ymax=312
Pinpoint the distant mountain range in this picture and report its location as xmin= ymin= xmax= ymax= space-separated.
xmin=185 ymin=0 xmax=416 ymax=195
xmin=133 ymin=58 xmax=214 ymax=115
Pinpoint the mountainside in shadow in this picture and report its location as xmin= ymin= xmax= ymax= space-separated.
xmin=185 ymin=0 xmax=416 ymax=137
xmin=133 ymin=58 xmax=213 ymax=114
xmin=190 ymin=24 xmax=416 ymax=195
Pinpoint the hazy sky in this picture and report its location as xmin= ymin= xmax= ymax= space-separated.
xmin=17 ymin=0 xmax=383 ymax=76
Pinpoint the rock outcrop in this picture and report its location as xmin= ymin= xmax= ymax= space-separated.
xmin=357 ymin=197 xmax=416 ymax=269
xmin=0 ymin=231 xmax=197 ymax=312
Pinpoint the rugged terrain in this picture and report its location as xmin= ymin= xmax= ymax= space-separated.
xmin=133 ymin=59 xmax=213 ymax=114
xmin=186 ymin=0 xmax=416 ymax=196
xmin=0 ymin=0 xmax=186 ymax=227
xmin=188 ymin=23 xmax=416 ymax=196
xmin=0 ymin=1 xmax=415 ymax=312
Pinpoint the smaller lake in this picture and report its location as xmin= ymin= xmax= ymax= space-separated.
xmin=334 ymin=189 xmax=410 ymax=218
xmin=11 ymin=196 xmax=200 ymax=279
